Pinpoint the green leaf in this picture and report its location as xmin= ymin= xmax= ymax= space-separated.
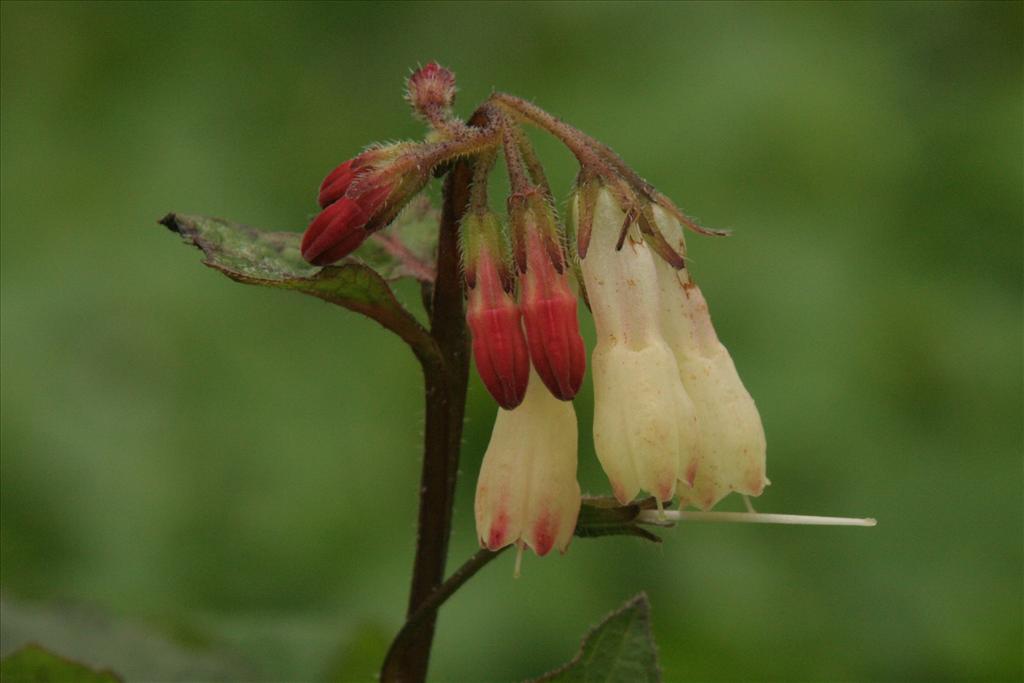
xmin=159 ymin=213 xmax=440 ymax=366
xmin=0 ymin=644 xmax=122 ymax=683
xmin=357 ymin=196 xmax=439 ymax=282
xmin=532 ymin=594 xmax=661 ymax=683
xmin=575 ymin=497 xmax=663 ymax=543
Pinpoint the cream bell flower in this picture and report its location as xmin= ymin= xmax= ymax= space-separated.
xmin=579 ymin=190 xmax=700 ymax=505
xmin=651 ymin=205 xmax=768 ymax=510
xmin=474 ymin=370 xmax=581 ymax=556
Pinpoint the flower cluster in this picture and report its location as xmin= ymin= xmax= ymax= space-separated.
xmin=301 ymin=63 xmax=766 ymax=560
xmin=581 ymin=190 xmax=767 ymax=510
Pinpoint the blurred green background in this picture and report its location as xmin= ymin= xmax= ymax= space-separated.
xmin=2 ymin=1 xmax=1021 ymax=681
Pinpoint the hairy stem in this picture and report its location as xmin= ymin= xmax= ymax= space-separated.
xmin=490 ymin=92 xmax=612 ymax=175
xmin=468 ymin=147 xmax=497 ymax=213
xmin=380 ymin=158 xmax=473 ymax=683
xmin=491 ymin=92 xmax=726 ymax=237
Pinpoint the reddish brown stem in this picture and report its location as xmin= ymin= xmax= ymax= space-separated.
xmin=379 ymin=149 xmax=474 ymax=683
xmin=491 ymin=92 xmax=727 ymax=237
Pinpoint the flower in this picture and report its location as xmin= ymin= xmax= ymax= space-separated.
xmin=301 ymin=144 xmax=428 ymax=266
xmin=475 ymin=370 xmax=581 ymax=556
xmin=579 ymin=188 xmax=700 ymax=504
xmin=462 ymin=211 xmax=530 ymax=410
xmin=511 ymin=191 xmax=586 ymax=401
xmin=649 ymin=204 xmax=767 ymax=510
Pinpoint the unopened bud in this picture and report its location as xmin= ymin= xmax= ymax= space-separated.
xmin=301 ymin=183 xmax=392 ymax=265
xmin=406 ymin=62 xmax=457 ymax=120
xmin=317 ymin=144 xmax=411 ymax=209
xmin=512 ymin=192 xmax=586 ymax=401
xmin=302 ymin=145 xmax=430 ymax=265
xmin=462 ymin=212 xmax=530 ymax=410
xmin=475 ymin=370 xmax=581 ymax=557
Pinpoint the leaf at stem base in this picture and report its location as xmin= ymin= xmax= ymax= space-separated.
xmin=531 ymin=593 xmax=661 ymax=683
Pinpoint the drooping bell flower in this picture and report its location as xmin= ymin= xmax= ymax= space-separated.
xmin=462 ymin=210 xmax=530 ymax=410
xmin=475 ymin=369 xmax=581 ymax=557
xmin=649 ymin=204 xmax=767 ymax=510
xmin=301 ymin=143 xmax=428 ymax=266
xmin=577 ymin=187 xmax=700 ymax=505
xmin=510 ymin=190 xmax=586 ymax=401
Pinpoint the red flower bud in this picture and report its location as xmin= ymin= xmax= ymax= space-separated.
xmin=520 ymin=230 xmax=586 ymax=401
xmin=317 ymin=145 xmax=407 ymax=209
xmin=462 ymin=211 xmax=529 ymax=409
xmin=318 ymin=158 xmax=360 ymax=209
xmin=467 ymin=253 xmax=530 ymax=409
xmin=301 ymin=183 xmax=391 ymax=265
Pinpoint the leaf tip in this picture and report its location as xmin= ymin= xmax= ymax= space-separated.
xmin=158 ymin=213 xmax=180 ymax=233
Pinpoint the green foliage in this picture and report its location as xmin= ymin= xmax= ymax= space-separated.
xmin=1 ymin=2 xmax=1021 ymax=682
xmin=0 ymin=645 xmax=121 ymax=683
xmin=534 ymin=594 xmax=660 ymax=683
xmin=160 ymin=212 xmax=439 ymax=362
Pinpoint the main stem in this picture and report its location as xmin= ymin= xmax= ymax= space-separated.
xmin=380 ymin=160 xmax=473 ymax=683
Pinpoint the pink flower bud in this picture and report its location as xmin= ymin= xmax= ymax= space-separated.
xmin=466 ymin=253 xmax=530 ymax=410
xmin=475 ymin=370 xmax=581 ymax=557
xmin=521 ymin=237 xmax=586 ymax=400
xmin=513 ymin=194 xmax=586 ymax=401
xmin=406 ymin=62 xmax=457 ymax=117
xmin=301 ymin=183 xmax=392 ymax=265
xmin=462 ymin=212 xmax=530 ymax=409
